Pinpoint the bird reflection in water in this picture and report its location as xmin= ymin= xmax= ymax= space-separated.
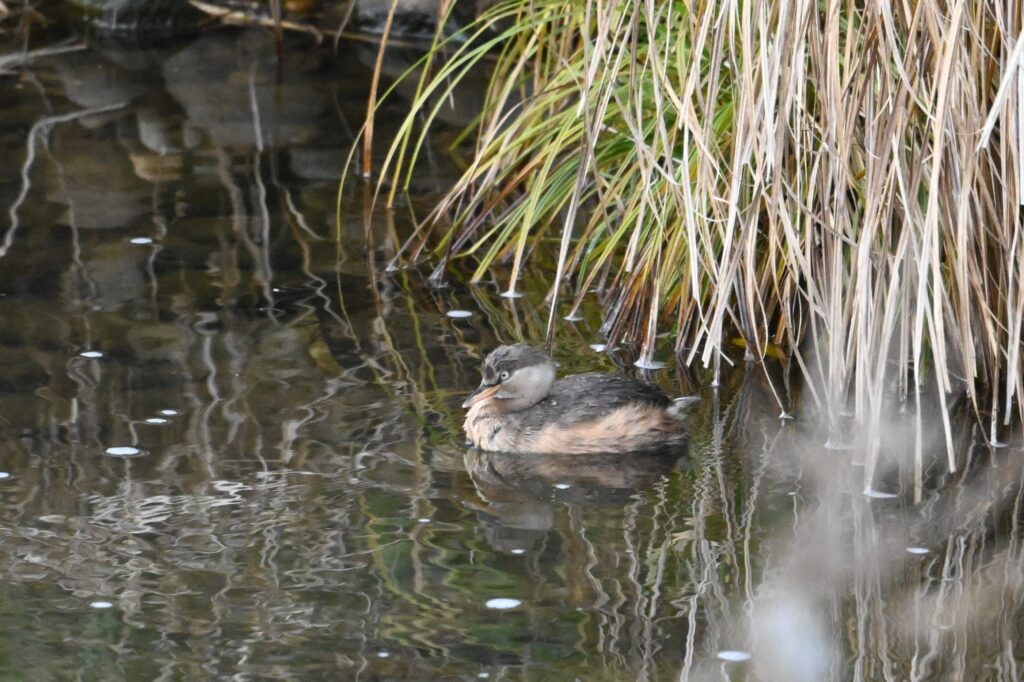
xmin=463 ymin=446 xmax=688 ymax=553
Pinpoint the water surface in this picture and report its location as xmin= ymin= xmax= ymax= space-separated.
xmin=0 ymin=27 xmax=1022 ymax=681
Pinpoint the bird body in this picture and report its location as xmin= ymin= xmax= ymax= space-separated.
xmin=462 ymin=345 xmax=687 ymax=455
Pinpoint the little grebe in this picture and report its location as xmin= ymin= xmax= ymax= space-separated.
xmin=462 ymin=344 xmax=687 ymax=454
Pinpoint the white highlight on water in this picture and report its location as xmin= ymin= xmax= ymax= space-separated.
xmin=80 ymin=351 xmax=104 ymax=358
xmin=863 ymin=488 xmax=898 ymax=499
xmin=129 ymin=237 xmax=154 ymax=245
xmin=510 ymin=548 xmax=525 ymax=555
xmin=485 ymin=598 xmax=522 ymax=610
xmin=553 ymin=483 xmax=571 ymax=490
xmin=446 ymin=310 xmax=473 ymax=318
xmin=159 ymin=409 xmax=179 ymax=416
xmin=634 ymin=358 xmax=666 ymax=369
xmin=145 ymin=417 xmax=169 ymax=425
xmin=0 ymin=472 xmax=9 ymax=479
xmin=89 ymin=601 xmax=114 ymax=609
xmin=716 ymin=650 xmax=752 ymax=662
xmin=589 ymin=344 xmax=608 ymax=352
xmin=105 ymin=446 xmax=142 ymax=457
xmin=906 ymin=547 xmax=930 ymax=555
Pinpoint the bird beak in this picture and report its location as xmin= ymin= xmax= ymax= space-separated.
xmin=462 ymin=382 xmax=500 ymax=408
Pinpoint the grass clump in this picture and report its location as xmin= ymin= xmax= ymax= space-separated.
xmin=355 ymin=0 xmax=1023 ymax=482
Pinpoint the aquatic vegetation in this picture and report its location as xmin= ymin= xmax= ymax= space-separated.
xmin=362 ymin=0 xmax=1024 ymax=482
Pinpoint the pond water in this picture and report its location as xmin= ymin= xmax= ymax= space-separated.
xmin=1 ymin=26 xmax=1023 ymax=681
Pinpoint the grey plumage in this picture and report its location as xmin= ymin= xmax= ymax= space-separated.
xmin=512 ymin=372 xmax=671 ymax=430
xmin=479 ymin=344 xmax=552 ymax=385
xmin=463 ymin=344 xmax=686 ymax=455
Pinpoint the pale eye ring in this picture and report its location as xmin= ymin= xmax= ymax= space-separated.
xmin=499 ymin=370 xmax=510 ymax=381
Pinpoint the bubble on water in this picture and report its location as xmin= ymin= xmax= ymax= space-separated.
xmin=145 ymin=418 xmax=169 ymax=425
xmin=446 ymin=310 xmax=473 ymax=318
xmin=89 ymin=601 xmax=114 ymax=609
xmin=863 ymin=488 xmax=898 ymax=499
xmin=129 ymin=237 xmax=154 ymax=245
xmin=159 ymin=409 xmax=179 ymax=416
xmin=553 ymin=483 xmax=571 ymax=490
xmin=80 ymin=351 xmax=104 ymax=358
xmin=485 ymin=598 xmax=522 ymax=610
xmin=716 ymin=650 xmax=752 ymax=662
xmin=906 ymin=547 xmax=930 ymax=555
xmin=105 ymin=446 xmax=143 ymax=457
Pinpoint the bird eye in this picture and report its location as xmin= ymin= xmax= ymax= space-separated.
xmin=499 ymin=370 xmax=510 ymax=381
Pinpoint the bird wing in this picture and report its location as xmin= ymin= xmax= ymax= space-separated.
xmin=527 ymin=373 xmax=671 ymax=428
